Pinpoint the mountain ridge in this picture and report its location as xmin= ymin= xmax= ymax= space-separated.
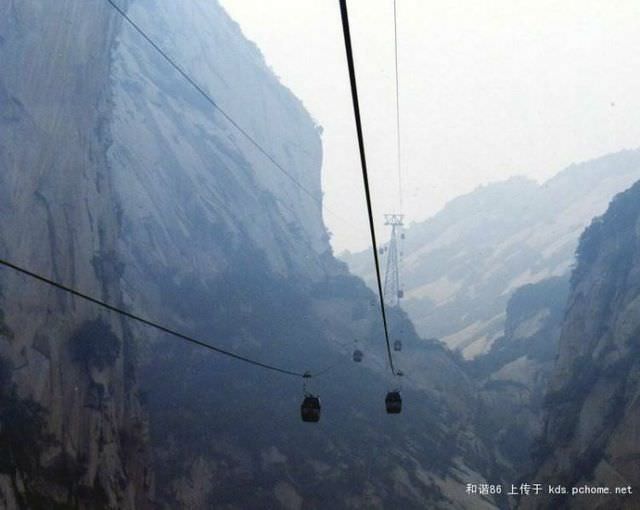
xmin=343 ymin=149 xmax=640 ymax=359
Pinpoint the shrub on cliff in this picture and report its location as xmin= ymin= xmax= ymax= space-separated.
xmin=69 ymin=319 xmax=120 ymax=371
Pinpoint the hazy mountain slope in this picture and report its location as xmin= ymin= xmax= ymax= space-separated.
xmin=522 ymin=181 xmax=640 ymax=510
xmin=110 ymin=1 xmax=497 ymax=507
xmin=470 ymin=276 xmax=569 ymax=482
xmin=142 ymin=274 xmax=498 ymax=509
xmin=343 ymin=151 xmax=640 ymax=359
xmin=0 ymin=1 xmax=502 ymax=508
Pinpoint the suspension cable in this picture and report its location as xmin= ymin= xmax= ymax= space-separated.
xmin=339 ymin=0 xmax=396 ymax=375
xmin=393 ymin=0 xmax=403 ymax=213
xmin=0 ymin=257 xmax=318 ymax=378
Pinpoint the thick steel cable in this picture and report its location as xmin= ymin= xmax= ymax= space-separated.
xmin=339 ymin=0 xmax=397 ymax=375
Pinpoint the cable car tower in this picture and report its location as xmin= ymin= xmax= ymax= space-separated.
xmin=382 ymin=0 xmax=406 ymax=312
xmin=383 ymin=213 xmax=404 ymax=307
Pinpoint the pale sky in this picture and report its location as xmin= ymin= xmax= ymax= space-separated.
xmin=219 ymin=0 xmax=640 ymax=253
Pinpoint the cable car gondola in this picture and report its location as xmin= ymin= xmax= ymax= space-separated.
xmin=301 ymin=394 xmax=321 ymax=422
xmin=393 ymin=339 xmax=402 ymax=352
xmin=397 ymin=290 xmax=404 ymax=299
xmin=353 ymin=349 xmax=363 ymax=362
xmin=385 ymin=391 xmax=402 ymax=414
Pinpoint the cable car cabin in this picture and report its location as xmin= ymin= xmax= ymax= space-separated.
xmin=393 ymin=340 xmax=402 ymax=352
xmin=353 ymin=349 xmax=363 ymax=362
xmin=378 ymin=247 xmax=384 ymax=255
xmin=301 ymin=395 xmax=321 ymax=422
xmin=400 ymin=233 xmax=405 ymax=239
xmin=397 ymin=290 xmax=404 ymax=299
xmin=385 ymin=391 xmax=402 ymax=414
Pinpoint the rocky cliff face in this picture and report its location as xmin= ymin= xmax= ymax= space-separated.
xmin=343 ymin=151 xmax=640 ymax=359
xmin=109 ymin=0 xmax=332 ymax=287
xmin=0 ymin=1 xmax=152 ymax=508
xmin=470 ymin=276 xmax=569 ymax=483
xmin=522 ymin=181 xmax=640 ymax=509
xmin=1 ymin=1 xmax=501 ymax=509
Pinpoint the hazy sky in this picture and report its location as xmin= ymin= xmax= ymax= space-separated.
xmin=220 ymin=0 xmax=640 ymax=253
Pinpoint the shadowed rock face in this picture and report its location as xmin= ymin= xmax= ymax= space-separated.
xmin=521 ymin=181 xmax=640 ymax=510
xmin=468 ymin=276 xmax=569 ymax=493
xmin=343 ymin=152 xmax=640 ymax=359
xmin=0 ymin=1 xmax=500 ymax=508
xmin=0 ymin=1 xmax=153 ymax=508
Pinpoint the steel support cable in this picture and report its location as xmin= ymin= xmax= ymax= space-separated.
xmin=0 ymin=257 xmax=329 ymax=378
xmin=338 ymin=0 xmax=397 ymax=375
xmin=104 ymin=0 xmax=365 ymax=237
xmin=393 ymin=0 xmax=403 ymax=212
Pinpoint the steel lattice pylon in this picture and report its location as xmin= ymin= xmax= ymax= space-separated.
xmin=382 ymin=214 xmax=404 ymax=307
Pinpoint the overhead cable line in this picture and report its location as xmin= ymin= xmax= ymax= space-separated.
xmin=104 ymin=0 xmax=364 ymax=236
xmin=338 ymin=0 xmax=397 ymax=375
xmin=392 ymin=0 xmax=403 ymax=212
xmin=0 ymin=257 xmax=318 ymax=378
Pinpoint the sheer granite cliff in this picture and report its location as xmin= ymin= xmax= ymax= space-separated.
xmin=0 ymin=1 xmax=152 ymax=508
xmin=522 ymin=181 xmax=640 ymax=509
